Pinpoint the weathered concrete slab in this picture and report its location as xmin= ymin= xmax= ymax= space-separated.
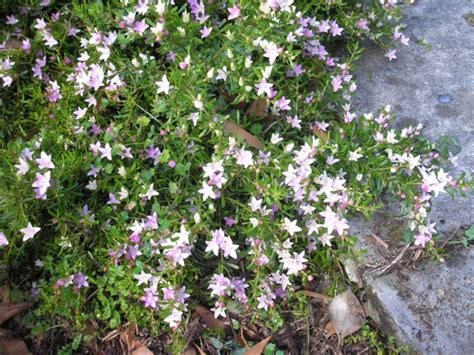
xmin=354 ymin=0 xmax=474 ymax=237
xmin=348 ymin=0 xmax=474 ymax=353
xmin=366 ymin=249 xmax=473 ymax=354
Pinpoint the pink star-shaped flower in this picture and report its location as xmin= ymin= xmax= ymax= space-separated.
xmin=36 ymin=151 xmax=55 ymax=169
xmin=228 ymin=4 xmax=241 ymax=20
xmin=20 ymin=223 xmax=41 ymax=241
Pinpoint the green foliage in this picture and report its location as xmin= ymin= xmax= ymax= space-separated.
xmin=0 ymin=0 xmax=470 ymax=353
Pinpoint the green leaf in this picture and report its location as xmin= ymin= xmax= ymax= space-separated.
xmin=159 ymin=149 xmax=170 ymax=163
xmin=264 ymin=343 xmax=277 ymax=355
xmin=169 ymin=182 xmax=178 ymax=194
xmin=175 ymin=162 xmax=190 ymax=176
xmin=250 ymin=123 xmax=263 ymax=136
xmin=465 ymin=225 xmax=474 ymax=239
xmin=436 ymin=135 xmax=461 ymax=159
xmin=137 ymin=115 xmax=150 ymax=126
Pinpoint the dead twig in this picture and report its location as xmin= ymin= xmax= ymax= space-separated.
xmin=374 ymin=243 xmax=411 ymax=276
xmin=369 ymin=234 xmax=389 ymax=249
xmin=440 ymin=225 xmax=462 ymax=249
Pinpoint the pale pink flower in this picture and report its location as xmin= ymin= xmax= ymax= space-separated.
xmin=385 ymin=49 xmax=397 ymax=61
xmin=200 ymin=26 xmax=212 ymax=38
xmin=36 ymin=152 xmax=55 ymax=169
xmin=331 ymin=75 xmax=343 ymax=92
xmin=133 ymin=19 xmax=149 ymax=36
xmin=32 ymin=171 xmax=51 ymax=199
xmin=20 ymin=223 xmax=41 ymax=241
xmin=235 ymin=148 xmax=253 ymax=168
xmin=164 ymin=308 xmax=183 ymax=328
xmin=15 ymin=158 xmax=29 ymax=175
xmin=228 ymin=4 xmax=241 ymax=20
xmin=276 ymin=96 xmax=291 ymax=111
xmin=99 ymin=143 xmax=112 ymax=161
xmin=0 ymin=232 xmax=8 ymax=246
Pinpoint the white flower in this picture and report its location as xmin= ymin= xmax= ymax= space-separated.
xmin=282 ymin=251 xmax=307 ymax=275
xmin=271 ymin=133 xmax=283 ymax=144
xmin=349 ymin=149 xmax=363 ymax=161
xmin=189 ymin=112 xmax=199 ymax=126
xmin=156 ymin=74 xmax=171 ymax=94
xmin=164 ymin=309 xmax=183 ymax=328
xmin=198 ymin=181 xmax=216 ymax=201
xmin=284 ymin=218 xmax=302 ymax=236
xmin=319 ymin=206 xmax=349 ymax=236
xmin=250 ymin=218 xmax=259 ymax=227
xmin=140 ymin=184 xmax=159 ymax=200
xmin=86 ymin=180 xmax=97 ymax=190
xmin=260 ymin=40 xmax=280 ymax=64
xmin=235 ymin=149 xmax=254 ymax=168
xmin=193 ymin=96 xmax=204 ymax=110
xmin=134 ymin=271 xmax=152 ymax=285
xmin=249 ymin=197 xmax=262 ymax=212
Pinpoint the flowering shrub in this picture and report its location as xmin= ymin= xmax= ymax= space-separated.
xmin=0 ymin=0 xmax=468 ymax=352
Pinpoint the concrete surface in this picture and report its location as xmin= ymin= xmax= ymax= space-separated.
xmin=347 ymin=0 xmax=474 ymax=353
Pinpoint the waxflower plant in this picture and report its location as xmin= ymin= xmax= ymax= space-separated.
xmin=0 ymin=0 xmax=468 ymax=352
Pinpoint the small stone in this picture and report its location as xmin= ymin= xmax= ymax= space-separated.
xmin=437 ymin=94 xmax=453 ymax=104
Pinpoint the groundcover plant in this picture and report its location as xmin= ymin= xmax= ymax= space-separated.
xmin=0 ymin=0 xmax=469 ymax=352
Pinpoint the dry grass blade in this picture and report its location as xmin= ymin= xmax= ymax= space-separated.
xmin=245 ymin=336 xmax=272 ymax=355
xmin=194 ymin=343 xmax=206 ymax=355
xmin=0 ymin=302 xmax=34 ymax=325
xmin=369 ymin=234 xmax=389 ymax=249
xmin=194 ymin=305 xmax=226 ymax=329
xmin=300 ymin=290 xmax=332 ymax=302
xmin=223 ymin=120 xmax=265 ymax=150
xmin=239 ymin=327 xmax=249 ymax=349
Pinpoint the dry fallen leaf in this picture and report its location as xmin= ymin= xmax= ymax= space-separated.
xmin=311 ymin=125 xmax=328 ymax=142
xmin=300 ymin=290 xmax=332 ymax=302
xmin=0 ymin=285 xmax=10 ymax=303
xmin=245 ymin=336 xmax=272 ymax=355
xmin=131 ymin=342 xmax=153 ymax=355
xmin=328 ymin=289 xmax=366 ymax=339
xmin=0 ymin=337 xmax=32 ymax=355
xmin=80 ymin=320 xmax=103 ymax=355
xmin=181 ymin=347 xmax=197 ymax=355
xmin=119 ymin=323 xmax=153 ymax=355
xmin=194 ymin=305 xmax=226 ymax=329
xmin=218 ymin=87 xmax=247 ymax=110
xmin=4 ymin=39 xmax=22 ymax=50
xmin=0 ymin=302 xmax=33 ymax=325
xmin=222 ymin=120 xmax=265 ymax=150
xmin=245 ymin=99 xmax=268 ymax=117
xmin=325 ymin=321 xmax=337 ymax=337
